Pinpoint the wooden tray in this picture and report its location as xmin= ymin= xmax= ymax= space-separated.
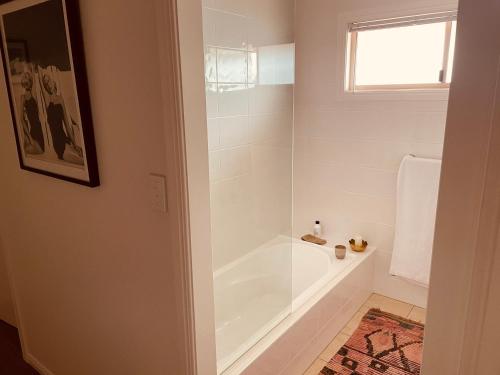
xmin=301 ymin=234 xmax=327 ymax=246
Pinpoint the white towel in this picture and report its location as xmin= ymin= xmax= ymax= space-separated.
xmin=390 ymin=155 xmax=442 ymax=287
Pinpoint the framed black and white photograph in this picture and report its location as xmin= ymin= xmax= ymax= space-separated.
xmin=0 ymin=0 xmax=99 ymax=187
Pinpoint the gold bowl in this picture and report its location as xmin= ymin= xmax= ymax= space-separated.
xmin=349 ymin=239 xmax=368 ymax=252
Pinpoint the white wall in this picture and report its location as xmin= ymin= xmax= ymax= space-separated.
xmin=473 ymin=71 xmax=500 ymax=375
xmin=475 ymin=235 xmax=500 ymax=373
xmin=0 ymin=1 xmax=186 ymax=374
xmin=0 ymin=238 xmax=16 ymax=326
xmin=202 ymin=0 xmax=295 ymax=270
xmin=293 ymin=0 xmax=457 ymax=308
xmin=422 ymin=0 xmax=500 ymax=371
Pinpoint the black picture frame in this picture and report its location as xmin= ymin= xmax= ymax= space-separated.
xmin=0 ymin=0 xmax=99 ymax=187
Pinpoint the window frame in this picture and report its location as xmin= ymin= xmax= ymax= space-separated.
xmin=346 ymin=12 xmax=457 ymax=92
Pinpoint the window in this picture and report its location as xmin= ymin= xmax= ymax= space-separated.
xmin=347 ymin=11 xmax=457 ymax=91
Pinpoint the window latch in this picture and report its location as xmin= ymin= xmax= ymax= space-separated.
xmin=439 ymin=69 xmax=445 ymax=83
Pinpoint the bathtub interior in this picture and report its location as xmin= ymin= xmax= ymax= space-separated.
xmin=291 ymin=240 xmax=358 ymax=309
xmin=214 ymin=236 xmax=362 ymax=373
xmin=214 ymin=237 xmax=293 ymax=373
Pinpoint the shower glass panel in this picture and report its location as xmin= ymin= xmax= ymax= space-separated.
xmin=201 ymin=0 xmax=295 ymax=372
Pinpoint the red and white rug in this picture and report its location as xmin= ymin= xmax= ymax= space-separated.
xmin=320 ymin=309 xmax=424 ymax=375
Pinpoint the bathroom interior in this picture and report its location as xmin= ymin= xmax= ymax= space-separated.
xmin=0 ymin=0 xmax=498 ymax=374
xmin=200 ymin=0 xmax=456 ymax=373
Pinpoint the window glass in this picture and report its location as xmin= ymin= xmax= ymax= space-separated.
xmin=446 ymin=21 xmax=457 ymax=83
xmin=354 ymin=22 xmax=448 ymax=86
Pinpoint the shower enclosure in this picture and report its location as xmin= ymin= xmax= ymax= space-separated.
xmin=201 ymin=0 xmax=296 ymax=372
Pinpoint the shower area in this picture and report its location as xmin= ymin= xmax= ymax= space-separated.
xmin=202 ymin=0 xmax=296 ymax=371
xmin=202 ymin=1 xmax=376 ymax=373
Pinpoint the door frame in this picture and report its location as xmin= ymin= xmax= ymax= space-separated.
xmin=154 ymin=0 xmax=217 ymax=374
xmin=422 ymin=0 xmax=500 ymax=373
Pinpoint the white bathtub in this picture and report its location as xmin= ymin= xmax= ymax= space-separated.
xmin=214 ymin=236 xmax=376 ymax=375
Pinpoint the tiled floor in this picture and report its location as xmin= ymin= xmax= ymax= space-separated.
xmin=303 ymin=293 xmax=426 ymax=375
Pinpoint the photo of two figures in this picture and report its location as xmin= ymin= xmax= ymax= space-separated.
xmin=12 ymin=63 xmax=84 ymax=166
xmin=4 ymin=0 xmax=85 ymax=169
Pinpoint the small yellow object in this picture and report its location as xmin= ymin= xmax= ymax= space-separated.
xmin=349 ymin=239 xmax=368 ymax=252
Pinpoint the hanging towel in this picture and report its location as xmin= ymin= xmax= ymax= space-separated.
xmin=390 ymin=155 xmax=442 ymax=287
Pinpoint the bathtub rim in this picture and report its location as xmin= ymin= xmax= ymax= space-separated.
xmin=220 ymin=242 xmax=376 ymax=375
xmin=215 ymin=236 xmax=339 ymax=373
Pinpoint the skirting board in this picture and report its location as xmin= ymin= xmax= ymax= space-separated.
xmin=24 ymin=352 xmax=56 ymax=375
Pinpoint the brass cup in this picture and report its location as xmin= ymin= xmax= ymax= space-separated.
xmin=349 ymin=239 xmax=368 ymax=252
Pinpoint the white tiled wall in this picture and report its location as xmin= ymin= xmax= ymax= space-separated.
xmin=202 ymin=0 xmax=295 ymax=270
xmin=203 ymin=0 xmax=452 ymax=306
xmin=293 ymin=0 xmax=455 ymax=308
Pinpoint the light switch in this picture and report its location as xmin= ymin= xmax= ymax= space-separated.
xmin=149 ymin=174 xmax=167 ymax=213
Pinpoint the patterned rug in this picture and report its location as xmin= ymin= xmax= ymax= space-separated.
xmin=320 ymin=309 xmax=424 ymax=375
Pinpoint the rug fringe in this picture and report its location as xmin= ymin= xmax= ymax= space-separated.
xmin=366 ymin=308 xmax=425 ymax=328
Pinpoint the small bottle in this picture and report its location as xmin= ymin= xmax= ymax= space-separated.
xmin=313 ymin=220 xmax=322 ymax=237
